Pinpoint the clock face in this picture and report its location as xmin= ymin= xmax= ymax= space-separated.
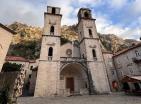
xmin=66 ymin=49 xmax=72 ymax=56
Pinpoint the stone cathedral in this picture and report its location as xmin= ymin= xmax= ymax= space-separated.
xmin=34 ymin=6 xmax=111 ymax=97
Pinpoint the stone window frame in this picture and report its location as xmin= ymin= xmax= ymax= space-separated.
xmin=48 ymin=47 xmax=53 ymax=61
xmin=50 ymin=25 xmax=55 ymax=35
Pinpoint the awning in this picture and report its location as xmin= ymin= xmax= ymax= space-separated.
xmin=121 ymin=75 xmax=141 ymax=83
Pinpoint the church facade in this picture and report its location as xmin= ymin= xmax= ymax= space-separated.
xmin=34 ymin=6 xmax=113 ymax=97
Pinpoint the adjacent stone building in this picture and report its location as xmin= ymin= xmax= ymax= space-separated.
xmin=34 ymin=6 xmax=112 ymax=97
xmin=5 ymin=56 xmax=37 ymax=84
xmin=113 ymin=43 xmax=141 ymax=91
xmin=103 ymin=51 xmax=119 ymax=91
xmin=0 ymin=23 xmax=16 ymax=72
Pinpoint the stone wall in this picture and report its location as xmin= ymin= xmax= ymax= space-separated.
xmin=0 ymin=27 xmax=13 ymax=72
xmin=113 ymin=45 xmax=141 ymax=85
xmin=0 ymin=72 xmax=18 ymax=97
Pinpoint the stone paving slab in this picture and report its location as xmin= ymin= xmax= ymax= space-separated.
xmin=18 ymin=93 xmax=141 ymax=104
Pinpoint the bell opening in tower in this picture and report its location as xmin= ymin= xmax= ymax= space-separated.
xmin=52 ymin=7 xmax=56 ymax=14
xmin=84 ymin=12 xmax=89 ymax=18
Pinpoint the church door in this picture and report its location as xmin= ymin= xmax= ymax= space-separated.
xmin=66 ymin=77 xmax=74 ymax=93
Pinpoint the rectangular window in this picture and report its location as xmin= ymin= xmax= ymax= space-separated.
xmin=88 ymin=29 xmax=93 ymax=38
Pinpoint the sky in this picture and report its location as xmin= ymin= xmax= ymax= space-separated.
xmin=0 ymin=0 xmax=141 ymax=40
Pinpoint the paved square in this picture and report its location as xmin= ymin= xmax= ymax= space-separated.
xmin=18 ymin=93 xmax=141 ymax=104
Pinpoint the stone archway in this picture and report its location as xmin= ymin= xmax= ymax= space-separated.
xmin=59 ymin=63 xmax=89 ymax=95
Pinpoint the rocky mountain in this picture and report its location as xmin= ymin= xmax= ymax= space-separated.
xmin=7 ymin=22 xmax=139 ymax=59
xmin=99 ymin=34 xmax=139 ymax=53
xmin=8 ymin=22 xmax=42 ymax=44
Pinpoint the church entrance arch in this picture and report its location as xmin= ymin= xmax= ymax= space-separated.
xmin=60 ymin=63 xmax=90 ymax=95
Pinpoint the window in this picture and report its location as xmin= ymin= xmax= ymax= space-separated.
xmin=120 ymin=71 xmax=123 ymax=76
xmin=48 ymin=47 xmax=53 ymax=56
xmin=92 ymin=49 xmax=97 ymax=59
xmin=129 ymin=68 xmax=133 ymax=73
xmin=123 ymin=82 xmax=130 ymax=90
xmin=126 ymin=55 xmax=129 ymax=60
xmin=111 ymin=70 xmax=115 ymax=75
xmin=88 ymin=29 xmax=93 ymax=38
xmin=135 ymin=50 xmax=140 ymax=57
xmin=84 ymin=12 xmax=89 ymax=18
xmin=82 ymin=54 xmax=85 ymax=58
xmin=30 ymin=66 xmax=33 ymax=70
xmin=29 ymin=74 xmax=31 ymax=78
xmin=50 ymin=26 xmax=54 ymax=35
xmin=48 ymin=47 xmax=53 ymax=60
xmin=134 ymin=83 xmax=140 ymax=91
xmin=52 ymin=8 xmax=56 ymax=14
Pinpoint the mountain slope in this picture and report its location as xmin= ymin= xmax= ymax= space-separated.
xmin=7 ymin=22 xmax=138 ymax=59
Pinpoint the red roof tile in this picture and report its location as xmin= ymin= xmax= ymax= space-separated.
xmin=5 ymin=56 xmax=28 ymax=62
xmin=113 ymin=42 xmax=141 ymax=57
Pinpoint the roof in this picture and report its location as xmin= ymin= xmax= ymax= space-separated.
xmin=131 ymin=76 xmax=141 ymax=81
xmin=78 ymin=8 xmax=91 ymax=15
xmin=5 ymin=56 xmax=28 ymax=62
xmin=113 ymin=42 xmax=141 ymax=57
xmin=29 ymin=60 xmax=36 ymax=63
xmin=0 ymin=23 xmax=16 ymax=34
xmin=102 ymin=50 xmax=113 ymax=54
xmin=121 ymin=75 xmax=141 ymax=82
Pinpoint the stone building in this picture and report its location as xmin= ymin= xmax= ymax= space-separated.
xmin=103 ymin=51 xmax=119 ymax=91
xmin=113 ymin=43 xmax=141 ymax=91
xmin=5 ymin=56 xmax=37 ymax=85
xmin=0 ymin=23 xmax=16 ymax=72
xmin=33 ymin=6 xmax=114 ymax=97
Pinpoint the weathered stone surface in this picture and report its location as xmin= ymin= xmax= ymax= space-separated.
xmin=0 ymin=26 xmax=13 ymax=71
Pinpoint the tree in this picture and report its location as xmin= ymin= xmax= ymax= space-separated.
xmin=2 ymin=62 xmax=21 ymax=72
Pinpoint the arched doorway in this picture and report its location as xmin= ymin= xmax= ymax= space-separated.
xmin=122 ymin=82 xmax=130 ymax=91
xmin=60 ymin=63 xmax=89 ymax=95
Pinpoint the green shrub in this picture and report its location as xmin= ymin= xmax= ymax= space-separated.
xmin=2 ymin=62 xmax=21 ymax=72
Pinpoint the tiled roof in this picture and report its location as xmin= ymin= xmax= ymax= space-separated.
xmin=0 ymin=23 xmax=16 ymax=34
xmin=5 ymin=56 xmax=28 ymax=62
xmin=29 ymin=60 xmax=36 ymax=63
xmin=113 ymin=42 xmax=141 ymax=57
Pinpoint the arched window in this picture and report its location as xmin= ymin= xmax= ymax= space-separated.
xmin=82 ymin=54 xmax=85 ymax=58
xmin=134 ymin=83 xmax=140 ymax=91
xmin=89 ymin=29 xmax=93 ymax=38
xmin=123 ymin=82 xmax=130 ymax=90
xmin=48 ymin=47 xmax=53 ymax=56
xmin=50 ymin=26 xmax=54 ymax=35
xmin=92 ymin=49 xmax=97 ymax=58
xmin=84 ymin=12 xmax=89 ymax=18
xmin=52 ymin=8 xmax=56 ymax=14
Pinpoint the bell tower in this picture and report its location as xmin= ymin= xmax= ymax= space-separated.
xmin=77 ymin=8 xmax=110 ymax=93
xmin=34 ymin=6 xmax=62 ymax=96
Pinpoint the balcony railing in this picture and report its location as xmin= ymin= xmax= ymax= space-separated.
xmin=132 ymin=57 xmax=141 ymax=63
xmin=60 ymin=57 xmax=86 ymax=63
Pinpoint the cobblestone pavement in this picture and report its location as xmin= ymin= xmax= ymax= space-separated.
xmin=18 ymin=93 xmax=141 ymax=104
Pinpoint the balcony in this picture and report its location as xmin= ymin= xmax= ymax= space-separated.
xmin=132 ymin=57 xmax=141 ymax=64
xmin=60 ymin=57 xmax=86 ymax=63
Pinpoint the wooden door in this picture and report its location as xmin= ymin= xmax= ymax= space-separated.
xmin=66 ymin=77 xmax=74 ymax=92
